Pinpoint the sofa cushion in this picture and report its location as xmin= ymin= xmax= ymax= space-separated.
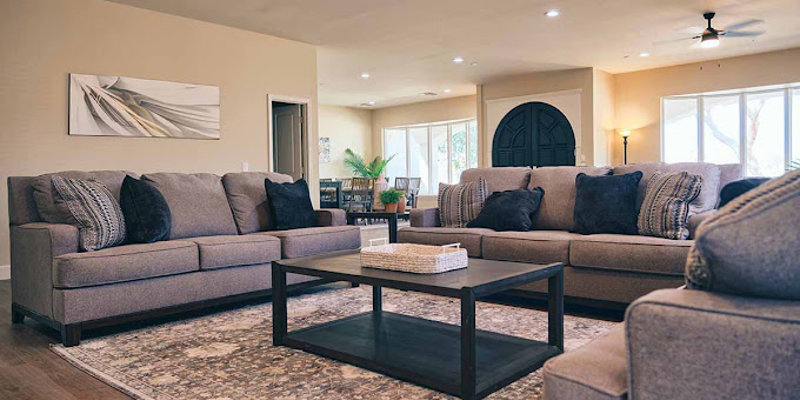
xmin=222 ymin=172 xmax=294 ymax=234
xmin=120 ymin=175 xmax=171 ymax=243
xmin=142 ymin=173 xmax=238 ymax=239
xmin=482 ymin=230 xmax=579 ymax=264
xmin=572 ymin=172 xmax=642 ymax=235
xmin=438 ymin=178 xmax=488 ymax=228
xmin=613 ymin=162 xmax=721 ymax=214
xmin=467 ymin=188 xmax=544 ymax=231
xmin=51 ymin=176 xmax=127 ymax=252
xmin=543 ymin=324 xmax=627 ymax=400
xmin=398 ymin=227 xmax=494 ymax=257
xmin=257 ymin=225 xmax=361 ymax=259
xmin=686 ymin=170 xmax=800 ymax=300
xmin=32 ymin=170 xmax=134 ymax=224
xmin=529 ymin=166 xmax=611 ymax=230
xmin=187 ymin=235 xmax=281 ymax=270
xmin=570 ymin=234 xmax=693 ymax=276
xmin=54 ymin=240 xmax=198 ymax=288
xmin=265 ymin=178 xmax=319 ymax=230
xmin=459 ymin=167 xmax=531 ymax=194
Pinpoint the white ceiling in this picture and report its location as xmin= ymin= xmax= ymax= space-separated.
xmin=110 ymin=0 xmax=800 ymax=108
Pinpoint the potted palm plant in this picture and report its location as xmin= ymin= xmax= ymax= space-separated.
xmin=344 ymin=149 xmax=396 ymax=210
xmin=379 ymin=189 xmax=404 ymax=213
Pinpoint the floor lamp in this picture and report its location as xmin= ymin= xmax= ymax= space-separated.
xmin=620 ymin=130 xmax=631 ymax=164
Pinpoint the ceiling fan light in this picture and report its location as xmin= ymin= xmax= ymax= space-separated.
xmin=701 ymin=35 xmax=720 ymax=48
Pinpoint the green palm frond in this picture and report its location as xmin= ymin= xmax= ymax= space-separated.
xmin=344 ymin=149 xmax=396 ymax=178
xmin=344 ymin=148 xmax=371 ymax=177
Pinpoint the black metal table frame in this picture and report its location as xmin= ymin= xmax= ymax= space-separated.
xmin=345 ymin=211 xmax=410 ymax=243
xmin=272 ymin=262 xmax=564 ymax=400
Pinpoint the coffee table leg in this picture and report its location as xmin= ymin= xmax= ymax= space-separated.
xmin=548 ymin=268 xmax=564 ymax=352
xmin=388 ymin=214 xmax=398 ymax=243
xmin=272 ymin=263 xmax=288 ymax=346
xmin=373 ymin=285 xmax=382 ymax=316
xmin=461 ymin=288 xmax=477 ymax=400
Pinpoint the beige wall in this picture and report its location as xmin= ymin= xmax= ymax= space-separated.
xmin=613 ymin=47 xmax=800 ymax=166
xmin=478 ymin=68 xmax=596 ymax=166
xmin=592 ymin=69 xmax=615 ymax=167
xmin=371 ymin=95 xmax=477 ymax=157
xmin=0 ymin=0 xmax=318 ymax=266
xmin=318 ymin=105 xmax=373 ymax=178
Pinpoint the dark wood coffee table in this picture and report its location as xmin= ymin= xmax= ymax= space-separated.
xmin=272 ymin=250 xmax=564 ymax=400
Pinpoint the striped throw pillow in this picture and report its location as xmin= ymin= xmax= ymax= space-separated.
xmin=638 ymin=171 xmax=702 ymax=240
xmin=438 ymin=178 xmax=488 ymax=228
xmin=51 ymin=176 xmax=127 ymax=251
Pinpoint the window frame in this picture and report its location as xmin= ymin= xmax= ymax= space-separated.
xmin=661 ymin=84 xmax=799 ymax=176
xmin=382 ymin=118 xmax=478 ymax=194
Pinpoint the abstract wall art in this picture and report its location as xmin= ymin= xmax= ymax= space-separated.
xmin=69 ymin=73 xmax=220 ymax=139
xmin=319 ymin=136 xmax=331 ymax=162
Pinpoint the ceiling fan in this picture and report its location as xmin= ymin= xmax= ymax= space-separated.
xmin=690 ymin=12 xmax=765 ymax=48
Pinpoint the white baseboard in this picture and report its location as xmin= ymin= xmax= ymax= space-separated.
xmin=0 ymin=265 xmax=9 ymax=280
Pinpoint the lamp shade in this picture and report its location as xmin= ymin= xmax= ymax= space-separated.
xmin=619 ymin=130 xmax=631 ymax=138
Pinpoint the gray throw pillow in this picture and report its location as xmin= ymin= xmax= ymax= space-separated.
xmin=686 ymin=170 xmax=800 ymax=300
xmin=438 ymin=178 xmax=488 ymax=228
xmin=638 ymin=171 xmax=702 ymax=240
xmin=51 ymin=176 xmax=126 ymax=251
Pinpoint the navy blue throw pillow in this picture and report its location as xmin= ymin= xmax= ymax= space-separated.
xmin=718 ymin=178 xmax=770 ymax=208
xmin=467 ymin=188 xmax=545 ymax=231
xmin=119 ymin=175 xmax=171 ymax=243
xmin=264 ymin=178 xmax=318 ymax=230
xmin=572 ymin=171 xmax=643 ymax=235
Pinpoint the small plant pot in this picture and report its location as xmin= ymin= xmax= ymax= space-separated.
xmin=397 ymin=195 xmax=406 ymax=213
xmin=384 ymin=203 xmax=398 ymax=213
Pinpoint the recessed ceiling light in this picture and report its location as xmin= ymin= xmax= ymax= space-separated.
xmin=443 ymin=89 xmax=452 ymax=93
xmin=367 ymin=100 xmax=375 ymax=105
xmin=545 ymin=9 xmax=560 ymax=17
xmin=419 ymin=92 xmax=438 ymax=97
xmin=452 ymin=56 xmax=465 ymax=64
xmin=359 ymin=101 xmax=375 ymax=107
xmin=639 ymin=51 xmax=650 ymax=57
xmin=360 ymin=72 xmax=370 ymax=79
xmin=470 ymin=61 xmax=479 ymax=66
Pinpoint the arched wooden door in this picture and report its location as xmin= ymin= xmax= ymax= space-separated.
xmin=492 ymin=102 xmax=576 ymax=167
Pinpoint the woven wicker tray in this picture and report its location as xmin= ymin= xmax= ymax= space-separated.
xmin=360 ymin=239 xmax=468 ymax=274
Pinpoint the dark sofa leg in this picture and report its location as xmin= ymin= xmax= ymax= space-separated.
xmin=11 ymin=304 xmax=24 ymax=324
xmin=61 ymin=324 xmax=81 ymax=347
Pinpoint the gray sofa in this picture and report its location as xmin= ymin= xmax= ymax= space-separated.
xmin=8 ymin=170 xmax=361 ymax=346
xmin=543 ymin=168 xmax=800 ymax=399
xmin=400 ymin=162 xmax=741 ymax=307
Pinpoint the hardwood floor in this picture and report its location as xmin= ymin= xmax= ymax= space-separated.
xmin=0 ymin=281 xmax=130 ymax=399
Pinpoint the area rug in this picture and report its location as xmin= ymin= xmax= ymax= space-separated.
xmin=52 ymin=286 xmax=617 ymax=400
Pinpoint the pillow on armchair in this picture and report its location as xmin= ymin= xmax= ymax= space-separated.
xmin=686 ymin=170 xmax=800 ymax=300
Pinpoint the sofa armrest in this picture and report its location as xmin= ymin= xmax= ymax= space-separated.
xmin=316 ymin=208 xmax=346 ymax=226
xmin=10 ymin=223 xmax=79 ymax=319
xmin=687 ymin=210 xmax=715 ymax=239
xmin=626 ymin=289 xmax=800 ymax=400
xmin=410 ymin=208 xmax=440 ymax=227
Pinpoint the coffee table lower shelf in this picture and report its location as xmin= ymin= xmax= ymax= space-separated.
xmin=284 ymin=311 xmax=560 ymax=399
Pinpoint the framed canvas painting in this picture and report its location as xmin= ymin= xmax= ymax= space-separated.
xmin=69 ymin=73 xmax=220 ymax=139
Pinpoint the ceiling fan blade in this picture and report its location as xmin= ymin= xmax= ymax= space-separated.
xmin=724 ymin=31 xmax=765 ymax=37
xmin=725 ymin=19 xmax=764 ymax=31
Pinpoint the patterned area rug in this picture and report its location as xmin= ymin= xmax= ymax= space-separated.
xmin=52 ymin=286 xmax=616 ymax=400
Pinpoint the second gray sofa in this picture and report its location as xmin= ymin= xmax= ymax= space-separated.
xmin=8 ymin=170 xmax=361 ymax=346
xmin=399 ymin=162 xmax=741 ymax=307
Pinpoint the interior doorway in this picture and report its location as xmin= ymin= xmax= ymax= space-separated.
xmin=269 ymin=99 xmax=308 ymax=181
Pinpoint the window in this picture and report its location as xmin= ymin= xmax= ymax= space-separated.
xmin=662 ymin=84 xmax=799 ymax=177
xmin=383 ymin=119 xmax=478 ymax=195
